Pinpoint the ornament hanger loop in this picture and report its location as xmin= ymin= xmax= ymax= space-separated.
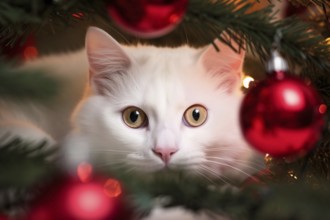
xmin=267 ymin=28 xmax=288 ymax=72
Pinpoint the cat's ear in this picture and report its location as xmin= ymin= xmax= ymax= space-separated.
xmin=85 ymin=27 xmax=131 ymax=94
xmin=198 ymin=37 xmax=245 ymax=91
xmin=85 ymin=27 xmax=131 ymax=74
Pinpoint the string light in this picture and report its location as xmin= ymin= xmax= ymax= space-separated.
xmin=242 ymin=75 xmax=255 ymax=89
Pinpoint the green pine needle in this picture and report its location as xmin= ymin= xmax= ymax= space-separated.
xmin=104 ymin=167 xmax=330 ymax=220
xmin=0 ymin=138 xmax=56 ymax=188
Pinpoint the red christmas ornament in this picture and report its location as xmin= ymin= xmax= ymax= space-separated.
xmin=107 ymin=0 xmax=188 ymax=38
xmin=25 ymin=163 xmax=130 ymax=220
xmin=0 ymin=214 xmax=8 ymax=220
xmin=240 ymin=51 xmax=325 ymax=157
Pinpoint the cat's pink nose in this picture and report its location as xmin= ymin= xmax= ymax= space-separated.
xmin=152 ymin=147 xmax=178 ymax=164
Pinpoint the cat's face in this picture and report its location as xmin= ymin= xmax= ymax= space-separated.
xmin=76 ymin=27 xmax=262 ymax=183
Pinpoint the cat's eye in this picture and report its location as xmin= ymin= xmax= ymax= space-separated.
xmin=122 ymin=106 xmax=148 ymax=128
xmin=183 ymin=105 xmax=208 ymax=127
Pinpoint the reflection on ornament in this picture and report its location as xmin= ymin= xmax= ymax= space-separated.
xmin=107 ymin=0 xmax=189 ymax=38
xmin=242 ymin=75 xmax=255 ymax=89
xmin=282 ymin=86 xmax=305 ymax=110
xmin=319 ymin=104 xmax=327 ymax=114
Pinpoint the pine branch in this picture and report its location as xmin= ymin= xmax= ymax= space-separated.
xmin=0 ymin=138 xmax=56 ymax=188
xmin=105 ymin=168 xmax=330 ymax=220
xmin=0 ymin=138 xmax=57 ymax=214
xmin=181 ymin=0 xmax=330 ymax=78
xmin=0 ymin=0 xmax=102 ymax=47
xmin=0 ymin=64 xmax=58 ymax=101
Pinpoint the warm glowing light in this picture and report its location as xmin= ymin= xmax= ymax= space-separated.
xmin=104 ymin=178 xmax=122 ymax=198
xmin=282 ymin=88 xmax=305 ymax=111
xmin=169 ymin=14 xmax=180 ymax=23
xmin=288 ymin=170 xmax=298 ymax=180
xmin=283 ymin=89 xmax=301 ymax=106
xmin=23 ymin=46 xmax=38 ymax=60
xmin=68 ymin=184 xmax=112 ymax=219
xmin=242 ymin=75 xmax=255 ymax=88
xmin=77 ymin=162 xmax=93 ymax=183
xmin=319 ymin=104 xmax=327 ymax=114
xmin=325 ymin=37 xmax=330 ymax=45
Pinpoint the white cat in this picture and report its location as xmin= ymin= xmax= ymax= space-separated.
xmin=0 ymin=27 xmax=263 ymax=219
xmin=64 ymin=27 xmax=263 ymax=219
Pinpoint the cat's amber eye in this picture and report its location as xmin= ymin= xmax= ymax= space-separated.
xmin=183 ymin=105 xmax=208 ymax=127
xmin=122 ymin=106 xmax=148 ymax=128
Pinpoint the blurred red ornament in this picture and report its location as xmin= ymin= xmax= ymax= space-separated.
xmin=25 ymin=163 xmax=130 ymax=220
xmin=2 ymin=35 xmax=38 ymax=60
xmin=240 ymin=71 xmax=325 ymax=157
xmin=0 ymin=214 xmax=8 ymax=220
xmin=107 ymin=0 xmax=188 ymax=38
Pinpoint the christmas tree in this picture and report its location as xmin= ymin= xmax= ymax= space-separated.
xmin=1 ymin=0 xmax=330 ymax=219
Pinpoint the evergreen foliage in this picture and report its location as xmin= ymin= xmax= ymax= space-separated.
xmin=0 ymin=0 xmax=330 ymax=219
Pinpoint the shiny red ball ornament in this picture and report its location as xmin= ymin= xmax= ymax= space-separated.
xmin=0 ymin=214 xmax=8 ymax=220
xmin=107 ymin=0 xmax=188 ymax=38
xmin=240 ymin=73 xmax=324 ymax=157
xmin=26 ymin=164 xmax=130 ymax=220
xmin=240 ymin=52 xmax=325 ymax=157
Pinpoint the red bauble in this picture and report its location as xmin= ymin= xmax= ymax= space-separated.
xmin=240 ymin=71 xmax=325 ymax=157
xmin=107 ymin=0 xmax=188 ymax=38
xmin=0 ymin=214 xmax=8 ymax=220
xmin=25 ymin=175 xmax=130 ymax=220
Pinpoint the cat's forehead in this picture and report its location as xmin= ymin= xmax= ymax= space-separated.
xmin=126 ymin=45 xmax=202 ymax=64
xmin=122 ymin=47 xmax=222 ymax=111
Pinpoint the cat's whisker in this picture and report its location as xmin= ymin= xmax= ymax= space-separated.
xmin=90 ymin=149 xmax=134 ymax=153
xmin=125 ymin=157 xmax=163 ymax=172
xmin=119 ymin=166 xmax=135 ymax=174
xmin=94 ymin=160 xmax=127 ymax=169
xmin=171 ymin=154 xmax=203 ymax=167
xmin=182 ymin=23 xmax=189 ymax=45
xmin=192 ymin=169 xmax=216 ymax=184
xmin=131 ymin=163 xmax=161 ymax=172
xmin=203 ymin=147 xmax=238 ymax=152
xmin=205 ymin=156 xmax=265 ymax=170
xmin=198 ymin=165 xmax=233 ymax=185
xmin=204 ymin=159 xmax=254 ymax=179
xmin=203 ymin=145 xmax=249 ymax=152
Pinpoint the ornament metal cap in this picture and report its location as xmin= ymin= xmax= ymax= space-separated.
xmin=267 ymin=49 xmax=288 ymax=72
